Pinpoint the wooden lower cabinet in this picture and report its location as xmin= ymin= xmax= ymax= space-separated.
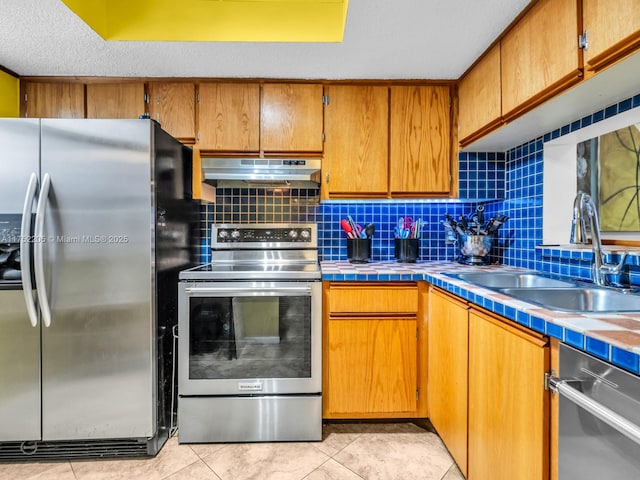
xmin=427 ymin=286 xmax=550 ymax=480
xmin=323 ymin=282 xmax=427 ymax=419
xmin=468 ymin=308 xmax=550 ymax=480
xmin=427 ymin=287 xmax=469 ymax=476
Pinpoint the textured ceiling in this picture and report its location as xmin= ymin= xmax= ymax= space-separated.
xmin=0 ymin=0 xmax=531 ymax=79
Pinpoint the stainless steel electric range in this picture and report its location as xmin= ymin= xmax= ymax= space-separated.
xmin=177 ymin=223 xmax=322 ymax=443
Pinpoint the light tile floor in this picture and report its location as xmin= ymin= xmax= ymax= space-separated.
xmin=0 ymin=422 xmax=464 ymax=480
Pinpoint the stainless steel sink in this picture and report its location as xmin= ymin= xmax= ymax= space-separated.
xmin=451 ymin=272 xmax=578 ymax=289
xmin=500 ymin=287 xmax=640 ymax=313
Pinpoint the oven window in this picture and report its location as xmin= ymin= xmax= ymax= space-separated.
xmin=188 ymin=295 xmax=311 ymax=379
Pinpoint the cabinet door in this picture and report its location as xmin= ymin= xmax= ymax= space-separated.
xmin=458 ymin=44 xmax=502 ymax=145
xmin=583 ymin=0 xmax=640 ymax=72
xmin=86 ymin=83 xmax=145 ymax=119
xmin=390 ymin=85 xmax=451 ymax=195
xmin=197 ymin=83 xmax=260 ymax=152
xmin=325 ymin=317 xmax=417 ymax=417
xmin=23 ymin=83 xmax=84 ymax=118
xmin=468 ymin=309 xmax=549 ymax=480
xmin=501 ymin=0 xmax=581 ymax=119
xmin=261 ymin=83 xmax=323 ymax=152
xmin=323 ymin=85 xmax=388 ymax=197
xmin=427 ymin=287 xmax=469 ymax=476
xmin=148 ymin=82 xmax=196 ymax=141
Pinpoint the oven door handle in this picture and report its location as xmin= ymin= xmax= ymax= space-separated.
xmin=549 ymin=376 xmax=640 ymax=447
xmin=184 ymin=286 xmax=312 ymax=296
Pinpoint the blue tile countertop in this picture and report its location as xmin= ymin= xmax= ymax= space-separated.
xmin=321 ymin=260 xmax=640 ymax=375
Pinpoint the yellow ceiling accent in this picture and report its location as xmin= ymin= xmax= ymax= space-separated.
xmin=61 ymin=0 xmax=348 ymax=42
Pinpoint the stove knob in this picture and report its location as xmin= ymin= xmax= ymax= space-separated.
xmin=218 ymin=230 xmax=229 ymax=241
xmin=231 ymin=229 xmax=241 ymax=241
xmin=289 ymin=229 xmax=299 ymax=239
xmin=300 ymin=229 xmax=311 ymax=240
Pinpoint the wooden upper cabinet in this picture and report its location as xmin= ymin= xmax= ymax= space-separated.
xmin=86 ymin=83 xmax=145 ymax=119
xmin=583 ymin=0 xmax=640 ymax=73
xmin=23 ymin=82 xmax=84 ymax=119
xmin=197 ymin=83 xmax=260 ymax=152
xmin=261 ymin=83 xmax=323 ymax=152
xmin=501 ymin=0 xmax=581 ymax=120
xmin=148 ymin=82 xmax=196 ymax=142
xmin=323 ymin=85 xmax=388 ymax=198
xmin=458 ymin=44 xmax=502 ymax=145
xmin=390 ymin=85 xmax=451 ymax=196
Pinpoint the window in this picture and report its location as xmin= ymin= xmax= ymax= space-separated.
xmin=543 ymin=106 xmax=640 ymax=245
xmin=577 ymin=124 xmax=640 ymax=232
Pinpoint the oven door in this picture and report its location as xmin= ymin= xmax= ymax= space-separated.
xmin=178 ymin=280 xmax=321 ymax=396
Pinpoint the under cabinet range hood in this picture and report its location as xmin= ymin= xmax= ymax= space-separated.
xmin=202 ymin=157 xmax=321 ymax=189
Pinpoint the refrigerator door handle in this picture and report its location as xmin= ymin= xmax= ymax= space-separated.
xmin=20 ymin=172 xmax=39 ymax=327
xmin=34 ymin=172 xmax=52 ymax=328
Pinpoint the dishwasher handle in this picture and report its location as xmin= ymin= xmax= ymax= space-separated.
xmin=549 ymin=375 xmax=640 ymax=447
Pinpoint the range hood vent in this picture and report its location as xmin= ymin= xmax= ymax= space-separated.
xmin=202 ymin=157 xmax=321 ymax=189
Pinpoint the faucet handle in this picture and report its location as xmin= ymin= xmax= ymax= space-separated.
xmin=601 ymin=251 xmax=628 ymax=273
xmin=599 ymin=251 xmax=630 ymax=289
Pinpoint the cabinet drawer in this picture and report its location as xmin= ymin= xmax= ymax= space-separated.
xmin=328 ymin=283 xmax=418 ymax=314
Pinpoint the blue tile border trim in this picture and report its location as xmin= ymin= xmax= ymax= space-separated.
xmin=611 ymin=347 xmax=640 ymax=374
xmin=585 ymin=337 xmax=610 ymax=360
xmin=564 ymin=329 xmax=585 ymax=349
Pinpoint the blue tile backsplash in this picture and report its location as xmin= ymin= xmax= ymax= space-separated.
xmin=198 ymin=91 xmax=640 ymax=288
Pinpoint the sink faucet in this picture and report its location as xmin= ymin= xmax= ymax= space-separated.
xmin=570 ymin=192 xmax=628 ymax=288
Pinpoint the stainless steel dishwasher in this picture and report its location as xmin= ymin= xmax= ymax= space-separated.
xmin=548 ymin=343 xmax=640 ymax=479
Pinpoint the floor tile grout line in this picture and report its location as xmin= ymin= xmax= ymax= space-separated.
xmin=309 ymin=430 xmax=364 ymax=458
xmin=158 ymin=455 xmax=207 ymax=480
xmin=69 ymin=461 xmax=80 ymax=480
xmin=300 ymin=456 xmax=366 ymax=480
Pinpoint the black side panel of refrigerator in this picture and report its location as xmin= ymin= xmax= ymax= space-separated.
xmin=152 ymin=123 xmax=199 ymax=435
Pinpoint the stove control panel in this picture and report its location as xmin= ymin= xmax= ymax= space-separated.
xmin=212 ymin=224 xmax=316 ymax=247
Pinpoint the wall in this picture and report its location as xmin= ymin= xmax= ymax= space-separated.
xmin=198 ymin=91 xmax=640 ymax=288
xmin=0 ymin=70 xmax=19 ymax=117
xmin=198 ymin=156 xmax=505 ymax=264
xmin=494 ymin=91 xmax=640 ymax=286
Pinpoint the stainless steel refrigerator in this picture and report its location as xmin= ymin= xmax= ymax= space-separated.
xmin=0 ymin=119 xmax=197 ymax=460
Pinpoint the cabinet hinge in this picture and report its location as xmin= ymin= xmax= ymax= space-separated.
xmin=322 ymin=95 xmax=330 ymax=106
xmin=416 ymin=328 xmax=419 ymax=340
xmin=143 ymin=93 xmax=149 ymax=104
xmin=544 ymin=370 xmax=557 ymax=392
xmin=579 ymin=30 xmax=588 ymax=50
xmin=322 ymin=132 xmax=325 ymax=143
xmin=416 ymin=389 xmax=419 ymax=400
xmin=325 ymin=173 xmax=330 ymax=184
